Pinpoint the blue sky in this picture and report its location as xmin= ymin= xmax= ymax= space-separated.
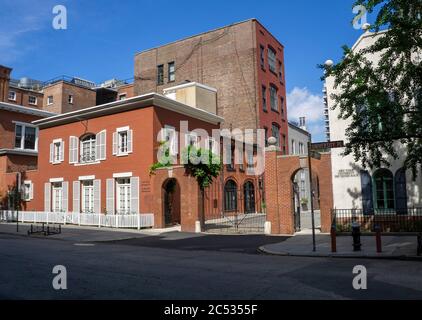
xmin=0 ymin=0 xmax=378 ymax=141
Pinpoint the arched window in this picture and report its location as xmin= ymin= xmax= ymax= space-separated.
xmin=224 ymin=180 xmax=237 ymax=212
xmin=373 ymin=169 xmax=394 ymax=210
xmin=80 ymin=134 xmax=96 ymax=163
xmin=243 ymin=181 xmax=255 ymax=214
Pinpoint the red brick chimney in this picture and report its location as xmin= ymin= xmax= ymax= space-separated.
xmin=0 ymin=65 xmax=12 ymax=102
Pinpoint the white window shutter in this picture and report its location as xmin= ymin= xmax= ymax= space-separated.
xmin=44 ymin=182 xmax=51 ymax=211
xmin=106 ymin=178 xmax=115 ymax=215
xmin=112 ymin=132 xmax=117 ymax=155
xmin=60 ymin=141 xmax=65 ymax=162
xmin=93 ymin=179 xmax=101 ymax=214
xmin=69 ymin=136 xmax=78 ymax=164
xmin=96 ymin=130 xmax=106 ymax=160
xmin=72 ymin=181 xmax=80 ymax=213
xmin=62 ymin=181 xmax=68 ymax=212
xmin=127 ymin=129 xmax=133 ymax=153
xmin=130 ymin=177 xmax=139 ymax=214
xmin=29 ymin=182 xmax=34 ymax=200
xmin=49 ymin=143 xmax=54 ymax=163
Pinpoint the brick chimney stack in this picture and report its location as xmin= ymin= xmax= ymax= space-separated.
xmin=0 ymin=65 xmax=12 ymax=102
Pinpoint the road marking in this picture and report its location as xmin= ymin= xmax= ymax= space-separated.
xmin=73 ymin=243 xmax=95 ymax=247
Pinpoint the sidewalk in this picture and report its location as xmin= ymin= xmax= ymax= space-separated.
xmin=259 ymin=234 xmax=422 ymax=260
xmin=0 ymin=222 xmax=181 ymax=242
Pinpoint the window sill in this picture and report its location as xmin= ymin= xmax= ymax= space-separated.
xmin=74 ymin=161 xmax=101 ymax=166
xmin=116 ymin=153 xmax=129 ymax=157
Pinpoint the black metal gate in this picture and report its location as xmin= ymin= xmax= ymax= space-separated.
xmin=202 ymin=178 xmax=265 ymax=234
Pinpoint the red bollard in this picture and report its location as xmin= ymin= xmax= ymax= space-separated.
xmin=331 ymin=225 xmax=337 ymax=253
xmin=375 ymin=225 xmax=382 ymax=253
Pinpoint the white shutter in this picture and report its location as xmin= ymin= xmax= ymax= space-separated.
xmin=44 ymin=182 xmax=51 ymax=211
xmin=130 ymin=177 xmax=139 ymax=214
xmin=96 ymin=130 xmax=106 ymax=160
xmin=62 ymin=181 xmax=68 ymax=212
xmin=106 ymin=178 xmax=115 ymax=214
xmin=127 ymin=129 xmax=133 ymax=153
xmin=72 ymin=181 xmax=80 ymax=213
xmin=112 ymin=132 xmax=118 ymax=155
xmin=93 ymin=179 xmax=101 ymax=214
xmin=60 ymin=140 xmax=65 ymax=162
xmin=69 ymin=136 xmax=78 ymax=164
xmin=49 ymin=143 xmax=54 ymax=163
xmin=29 ymin=182 xmax=34 ymax=200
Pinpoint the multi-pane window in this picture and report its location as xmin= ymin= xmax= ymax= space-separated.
xmin=268 ymin=47 xmax=277 ymax=73
xmin=264 ymin=127 xmax=268 ymax=147
xmin=168 ymin=62 xmax=175 ymax=82
xmin=54 ymin=141 xmax=62 ymax=162
xmin=224 ymin=180 xmax=237 ymax=212
xmin=14 ymin=124 xmax=37 ymax=150
xmin=68 ymin=95 xmax=74 ymax=104
xmin=291 ymin=139 xmax=296 ymax=154
xmin=282 ymin=134 xmax=286 ymax=154
xmin=374 ymin=169 xmax=395 ymax=210
xmin=262 ymin=86 xmax=267 ymax=111
xmin=82 ymin=180 xmax=94 ymax=213
xmin=260 ymin=45 xmax=265 ymax=69
xmin=52 ymin=182 xmax=63 ymax=212
xmin=80 ymin=135 xmax=96 ymax=163
xmin=299 ymin=142 xmax=305 ymax=155
xmin=47 ymin=95 xmax=54 ymax=105
xmin=116 ymin=178 xmax=131 ymax=214
xmin=162 ymin=126 xmax=177 ymax=156
xmin=157 ymin=65 xmax=164 ymax=85
xmin=23 ymin=181 xmax=33 ymax=201
xmin=269 ymin=85 xmax=278 ymax=111
xmin=118 ymin=131 xmax=128 ymax=154
xmin=272 ymin=124 xmax=280 ymax=147
xmin=8 ymin=91 xmax=16 ymax=101
xmin=185 ymin=132 xmax=199 ymax=148
xmin=28 ymin=96 xmax=37 ymax=105
xmin=280 ymin=97 xmax=285 ymax=118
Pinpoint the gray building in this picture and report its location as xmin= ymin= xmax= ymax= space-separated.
xmin=288 ymin=118 xmax=312 ymax=212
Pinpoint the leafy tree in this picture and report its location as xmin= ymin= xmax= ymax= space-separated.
xmin=323 ymin=0 xmax=422 ymax=176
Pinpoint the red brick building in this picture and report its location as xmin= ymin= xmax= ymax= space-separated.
xmin=134 ymin=19 xmax=288 ymax=150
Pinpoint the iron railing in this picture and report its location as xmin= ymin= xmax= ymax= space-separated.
xmin=332 ymin=208 xmax=422 ymax=233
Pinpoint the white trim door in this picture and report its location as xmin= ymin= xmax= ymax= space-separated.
xmin=116 ymin=178 xmax=131 ymax=214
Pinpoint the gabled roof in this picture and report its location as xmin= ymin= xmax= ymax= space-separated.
xmin=33 ymin=93 xmax=224 ymax=129
xmin=0 ymin=101 xmax=56 ymax=118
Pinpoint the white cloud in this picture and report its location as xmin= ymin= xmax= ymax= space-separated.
xmin=287 ymin=87 xmax=325 ymax=141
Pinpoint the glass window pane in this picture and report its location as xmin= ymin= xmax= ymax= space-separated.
xmin=24 ymin=127 xmax=36 ymax=150
xmin=15 ymin=125 xmax=22 ymax=148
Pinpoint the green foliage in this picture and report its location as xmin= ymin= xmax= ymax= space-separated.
xmin=149 ymin=141 xmax=172 ymax=175
xmin=322 ymin=0 xmax=422 ymax=176
xmin=181 ymin=145 xmax=222 ymax=189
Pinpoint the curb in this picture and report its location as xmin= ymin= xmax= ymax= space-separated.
xmin=257 ymin=246 xmax=422 ymax=261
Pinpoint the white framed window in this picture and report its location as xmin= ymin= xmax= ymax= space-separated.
xmin=118 ymin=93 xmax=127 ymax=100
xmin=23 ymin=181 xmax=33 ymax=201
xmin=14 ymin=123 xmax=37 ymax=151
xmin=50 ymin=139 xmax=64 ymax=164
xmin=68 ymin=95 xmax=73 ymax=104
xmin=291 ymin=139 xmax=296 ymax=154
xmin=161 ymin=125 xmax=178 ymax=156
xmin=116 ymin=178 xmax=131 ymax=214
xmin=47 ymin=95 xmax=54 ymax=105
xmin=269 ymin=85 xmax=278 ymax=112
xmin=205 ymin=137 xmax=219 ymax=155
xmin=28 ymin=95 xmax=37 ymax=105
xmin=80 ymin=134 xmax=96 ymax=163
xmin=8 ymin=91 xmax=16 ymax=101
xmin=299 ymin=142 xmax=305 ymax=155
xmin=52 ymin=182 xmax=63 ymax=212
xmin=81 ymin=180 xmax=94 ymax=213
xmin=113 ymin=127 xmax=133 ymax=156
xmin=168 ymin=62 xmax=175 ymax=82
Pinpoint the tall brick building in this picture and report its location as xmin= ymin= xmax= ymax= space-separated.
xmin=134 ymin=19 xmax=288 ymax=151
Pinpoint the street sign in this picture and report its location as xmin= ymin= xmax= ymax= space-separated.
xmin=310 ymin=151 xmax=321 ymax=160
xmin=311 ymin=140 xmax=344 ymax=150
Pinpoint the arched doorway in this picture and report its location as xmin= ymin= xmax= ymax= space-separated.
xmin=224 ymin=180 xmax=237 ymax=212
xmin=243 ymin=181 xmax=255 ymax=214
xmin=162 ymin=178 xmax=181 ymax=226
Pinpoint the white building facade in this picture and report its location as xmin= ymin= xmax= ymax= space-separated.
xmin=325 ymin=30 xmax=422 ymax=213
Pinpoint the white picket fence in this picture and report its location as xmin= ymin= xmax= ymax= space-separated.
xmin=0 ymin=210 xmax=154 ymax=230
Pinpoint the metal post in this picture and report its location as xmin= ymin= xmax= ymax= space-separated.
xmin=307 ymin=142 xmax=316 ymax=252
xmin=15 ymin=173 xmax=19 ymax=233
xmin=331 ymin=224 xmax=337 ymax=253
xmin=375 ymin=225 xmax=382 ymax=253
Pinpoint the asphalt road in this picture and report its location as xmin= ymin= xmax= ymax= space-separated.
xmin=0 ymin=232 xmax=422 ymax=299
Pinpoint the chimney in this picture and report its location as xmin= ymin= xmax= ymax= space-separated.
xmin=299 ymin=116 xmax=307 ymax=131
xmin=0 ymin=65 xmax=12 ymax=102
